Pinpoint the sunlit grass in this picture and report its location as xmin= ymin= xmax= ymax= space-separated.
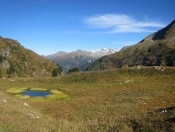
xmin=15 ymin=94 xmax=30 ymax=100
xmin=6 ymin=87 xmax=28 ymax=94
xmin=46 ymin=92 xmax=70 ymax=101
xmin=50 ymin=89 xmax=63 ymax=94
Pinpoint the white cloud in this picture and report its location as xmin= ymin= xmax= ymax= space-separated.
xmin=85 ymin=14 xmax=165 ymax=33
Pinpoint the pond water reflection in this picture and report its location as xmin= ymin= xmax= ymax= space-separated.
xmin=22 ymin=90 xmax=52 ymax=97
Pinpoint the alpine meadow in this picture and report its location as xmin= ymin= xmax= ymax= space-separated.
xmin=0 ymin=0 xmax=175 ymax=131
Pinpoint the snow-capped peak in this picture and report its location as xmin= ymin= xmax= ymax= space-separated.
xmin=95 ymin=48 xmax=119 ymax=53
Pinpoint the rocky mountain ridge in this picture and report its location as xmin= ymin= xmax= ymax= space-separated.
xmin=46 ymin=48 xmax=119 ymax=72
xmin=0 ymin=37 xmax=58 ymax=77
xmin=86 ymin=20 xmax=175 ymax=71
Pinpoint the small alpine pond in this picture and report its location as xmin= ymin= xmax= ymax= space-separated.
xmin=6 ymin=87 xmax=70 ymax=101
xmin=22 ymin=90 xmax=52 ymax=97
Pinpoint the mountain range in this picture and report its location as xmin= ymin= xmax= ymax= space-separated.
xmin=86 ymin=20 xmax=175 ymax=71
xmin=0 ymin=37 xmax=58 ymax=77
xmin=1 ymin=19 xmax=175 ymax=77
xmin=46 ymin=48 xmax=119 ymax=72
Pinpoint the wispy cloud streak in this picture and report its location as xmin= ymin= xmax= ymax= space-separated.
xmin=85 ymin=14 xmax=165 ymax=33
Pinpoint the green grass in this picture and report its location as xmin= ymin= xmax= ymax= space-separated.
xmin=29 ymin=88 xmax=48 ymax=91
xmin=15 ymin=94 xmax=30 ymax=99
xmin=6 ymin=87 xmax=28 ymax=94
xmin=50 ymin=89 xmax=63 ymax=94
xmin=46 ymin=92 xmax=70 ymax=101
xmin=47 ymin=89 xmax=70 ymax=100
xmin=0 ymin=67 xmax=175 ymax=131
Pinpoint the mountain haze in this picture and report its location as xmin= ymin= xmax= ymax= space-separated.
xmin=0 ymin=37 xmax=58 ymax=77
xmin=46 ymin=48 xmax=119 ymax=72
xmin=86 ymin=20 xmax=175 ymax=71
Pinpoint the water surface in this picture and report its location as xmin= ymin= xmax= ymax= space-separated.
xmin=22 ymin=90 xmax=51 ymax=97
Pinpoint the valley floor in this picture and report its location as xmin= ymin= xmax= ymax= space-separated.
xmin=0 ymin=67 xmax=175 ymax=131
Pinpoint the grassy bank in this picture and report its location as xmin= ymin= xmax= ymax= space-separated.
xmin=0 ymin=67 xmax=175 ymax=131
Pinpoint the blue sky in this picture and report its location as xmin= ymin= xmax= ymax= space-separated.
xmin=0 ymin=0 xmax=175 ymax=55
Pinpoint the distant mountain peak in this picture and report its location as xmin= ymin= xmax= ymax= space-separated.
xmin=95 ymin=48 xmax=120 ymax=53
xmin=45 ymin=48 xmax=119 ymax=72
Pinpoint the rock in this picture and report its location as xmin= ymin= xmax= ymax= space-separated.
xmin=24 ymin=102 xmax=29 ymax=107
xmin=2 ymin=99 xmax=8 ymax=103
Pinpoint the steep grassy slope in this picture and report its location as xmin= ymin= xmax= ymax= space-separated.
xmin=0 ymin=37 xmax=58 ymax=77
xmin=86 ymin=20 xmax=175 ymax=71
xmin=0 ymin=67 xmax=175 ymax=131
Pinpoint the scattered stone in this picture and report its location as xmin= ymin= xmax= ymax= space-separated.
xmin=124 ymin=79 xmax=134 ymax=84
xmin=28 ymin=113 xmax=40 ymax=119
xmin=137 ymin=66 xmax=141 ymax=69
xmin=125 ymin=80 xmax=130 ymax=83
xmin=121 ymin=116 xmax=126 ymax=118
xmin=36 ymin=116 xmax=40 ymax=119
xmin=24 ymin=102 xmax=29 ymax=107
xmin=2 ymin=99 xmax=8 ymax=103
xmin=161 ymin=110 xmax=168 ymax=113
xmin=154 ymin=66 xmax=166 ymax=72
xmin=28 ymin=113 xmax=34 ymax=116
